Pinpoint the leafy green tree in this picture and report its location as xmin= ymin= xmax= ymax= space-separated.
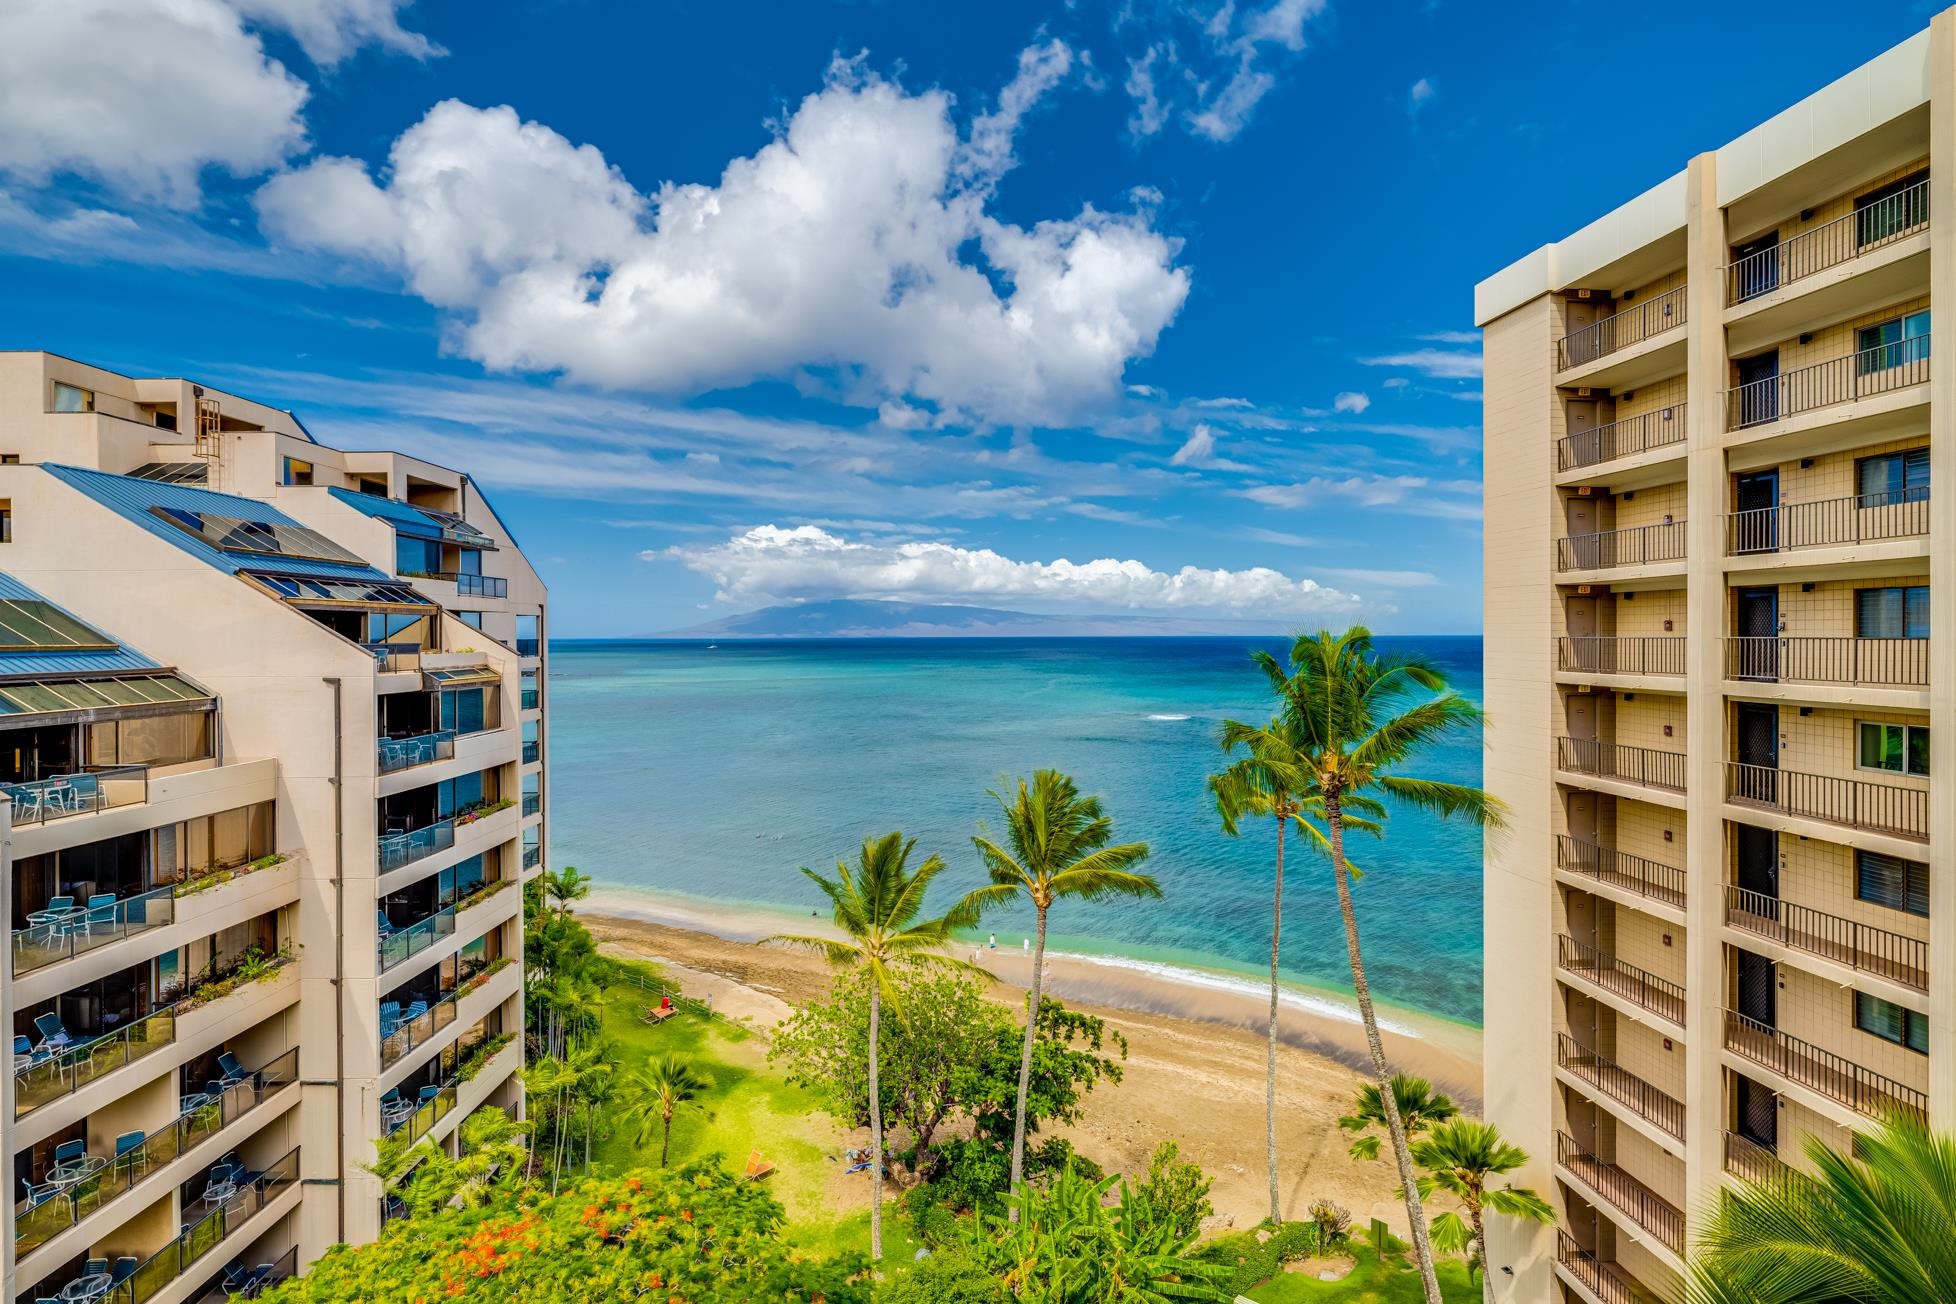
xmin=965 ymin=770 xmax=1157 ymax=1201
xmin=1339 ymin=1074 xmax=1459 ymax=1162
xmin=1412 ymin=1120 xmax=1553 ymax=1303
xmin=1135 ymin=1141 xmax=1215 ymax=1243
xmin=765 ymin=830 xmax=975 ymax=1262
xmin=1260 ymin=628 xmax=1501 ymax=1304
xmin=619 ymin=1053 xmax=711 ymax=1167
xmin=382 ymin=1106 xmax=531 ymax=1219
xmin=1682 ymin=1111 xmax=1956 ymax=1304
xmin=261 ymin=1164 xmax=868 ymax=1303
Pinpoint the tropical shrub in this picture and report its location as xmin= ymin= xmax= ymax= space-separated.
xmin=1192 ymin=1221 xmax=1320 ymax=1296
xmin=877 ymin=1248 xmax=1008 ymax=1304
xmin=1136 ymin=1141 xmax=1214 ymax=1242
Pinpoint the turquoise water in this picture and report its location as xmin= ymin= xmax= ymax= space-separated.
xmin=545 ymin=637 xmax=1485 ymax=1026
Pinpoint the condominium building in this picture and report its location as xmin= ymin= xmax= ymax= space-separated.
xmin=0 ymin=352 xmax=546 ymax=1303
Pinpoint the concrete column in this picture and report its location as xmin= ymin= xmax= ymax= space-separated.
xmin=1926 ymin=10 xmax=1956 ymax=1128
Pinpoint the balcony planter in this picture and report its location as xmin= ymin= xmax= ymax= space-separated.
xmin=453 ymin=798 xmax=514 ymax=829
xmin=455 ymin=1032 xmax=515 ymax=1084
xmin=174 ymin=852 xmax=291 ymax=899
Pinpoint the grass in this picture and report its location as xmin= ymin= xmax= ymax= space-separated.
xmin=1243 ymin=1244 xmax=1482 ymax=1303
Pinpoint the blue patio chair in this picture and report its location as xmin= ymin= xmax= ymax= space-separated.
xmin=26 ymin=894 xmax=75 ymax=926
xmin=19 ymin=1176 xmax=58 ymax=1208
xmin=114 ymin=1130 xmax=146 ymax=1173
xmin=32 ymin=1011 xmax=71 ymax=1050
xmin=111 ymin=1257 xmax=137 ymax=1285
xmin=84 ymin=1257 xmax=108 ymax=1277
xmin=84 ymin=893 xmax=117 ymax=935
xmin=378 ymin=910 xmax=396 ymax=938
xmin=14 ymin=1033 xmax=45 ymax=1064
xmin=52 ymin=1138 xmax=85 ymax=1166
xmin=220 ymin=1260 xmax=248 ymax=1289
xmin=403 ymin=1000 xmax=428 ymax=1021
xmin=417 ymin=1084 xmax=441 ymax=1105
xmin=217 ymin=1051 xmax=248 ymax=1084
xmin=67 ymin=773 xmax=101 ymax=812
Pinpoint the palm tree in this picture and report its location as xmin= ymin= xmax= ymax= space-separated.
xmin=765 ymin=830 xmax=974 ymax=1262
xmin=1338 ymin=1074 xmax=1459 ymax=1161
xmin=1682 ymin=1111 xmax=1956 ymax=1303
xmin=1263 ymin=627 xmax=1501 ymax=1304
xmin=621 ymin=1053 xmax=711 ymax=1167
xmin=1413 ymin=1119 xmax=1552 ymax=1304
xmin=966 ymin=770 xmax=1158 ymax=1203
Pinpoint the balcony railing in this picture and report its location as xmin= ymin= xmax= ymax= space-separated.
xmin=1556 ymin=1230 xmax=1661 ymax=1304
xmin=1725 ymin=488 xmax=1928 ymax=554
xmin=4 ymin=766 xmax=149 ymax=827
xmin=1557 ymin=403 xmax=1687 ymax=473
xmin=1558 ymin=738 xmax=1688 ymax=794
xmin=1724 ymin=1009 xmax=1926 ymax=1121
xmin=1555 ymin=1131 xmax=1684 ymax=1253
xmin=1725 ymin=636 xmax=1928 ymax=688
xmin=515 ymin=637 xmax=540 ymax=658
xmin=12 ymin=886 xmax=175 ymax=976
xmin=101 ymin=1147 xmax=299 ymax=1304
xmin=1555 ymin=1033 xmax=1685 ymax=1139
xmin=192 ymin=1246 xmax=297 ymax=1304
xmin=1724 ymin=885 xmax=1927 ymax=991
xmin=1556 ymin=935 xmax=1686 ymax=1026
xmin=379 ymin=819 xmax=456 ymax=873
xmin=522 ymin=843 xmax=541 ymax=870
xmin=521 ymin=791 xmax=540 ymax=817
xmin=1728 ymin=180 xmax=1929 ymax=304
xmin=13 ymin=1049 xmax=296 ymax=1257
xmin=1555 ymin=835 xmax=1686 ymax=909
xmin=1557 ymin=520 xmax=1688 ymax=573
xmin=1723 ymin=1131 xmax=1798 ymax=1187
xmin=387 ymin=1082 xmax=459 ymax=1144
xmin=1557 ymin=636 xmax=1686 ymax=677
xmin=15 ymin=1007 xmax=176 ymax=1119
xmin=380 ymin=906 xmax=456 ymax=972
xmin=455 ymin=573 xmax=507 ymax=598
xmin=1725 ymin=762 xmax=1927 ymax=840
xmin=520 ymin=687 xmax=540 ymax=711
xmin=1728 ymin=336 xmax=1930 ymax=430
xmin=381 ymin=961 xmax=505 ymax=1069
xmin=1558 ymin=287 xmax=1687 ymax=371
xmin=521 ymin=739 xmax=540 ymax=764
xmin=378 ymin=730 xmax=456 ymax=775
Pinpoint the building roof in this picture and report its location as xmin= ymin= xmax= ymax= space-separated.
xmin=326 ymin=486 xmax=494 ymax=547
xmin=0 ymin=570 xmax=161 ymax=676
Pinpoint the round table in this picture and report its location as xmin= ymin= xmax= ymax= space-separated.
xmin=48 ymin=1155 xmax=107 ymax=1188
xmin=58 ymin=1271 xmax=112 ymax=1301
xmin=202 ymin=1177 xmax=238 ymax=1208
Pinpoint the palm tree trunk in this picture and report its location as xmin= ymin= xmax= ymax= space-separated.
xmin=1267 ymin=808 xmax=1285 ymax=1227
xmin=661 ymin=1111 xmax=672 ymax=1168
xmin=1325 ymin=793 xmax=1444 ymax=1304
xmin=1472 ymin=1204 xmax=1491 ymax=1304
xmin=868 ymin=977 xmax=885 ymax=1263
xmin=1008 ymin=904 xmax=1050 ymax=1215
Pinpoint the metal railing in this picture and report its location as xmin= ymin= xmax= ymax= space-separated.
xmin=1728 ymin=335 xmax=1930 ymax=430
xmin=1557 ymin=738 xmax=1688 ymax=794
xmin=192 ymin=1245 xmax=296 ymax=1303
xmin=101 ymin=1147 xmax=299 ymax=1304
xmin=368 ymin=643 xmax=422 ymax=674
xmin=12 ymin=886 xmax=175 ymax=976
xmin=1555 ymin=1131 xmax=1684 ymax=1253
xmin=15 ymin=1007 xmax=177 ymax=1119
xmin=380 ymin=961 xmax=506 ymax=1069
xmin=520 ymin=688 xmax=540 ymax=711
xmin=1556 ymin=934 xmax=1687 ymax=1025
xmin=522 ymin=843 xmax=542 ymax=870
xmin=1724 ymin=1008 xmax=1926 ymax=1121
xmin=1724 ymin=884 xmax=1927 ymax=991
xmin=1556 ymin=636 xmax=1686 ymax=676
xmin=1557 ymin=403 xmax=1687 ymax=472
xmin=1555 ymin=1230 xmax=1660 ymax=1304
xmin=1725 ymin=488 xmax=1928 ymax=554
xmin=456 ymin=573 xmax=507 ymax=598
xmin=1555 ymin=835 xmax=1686 ymax=909
xmin=378 ymin=730 xmax=456 ymax=775
xmin=13 ymin=1049 xmax=296 ymax=1257
xmin=1558 ymin=287 xmax=1688 ymax=371
xmin=380 ymin=905 xmax=456 ymax=972
xmin=1557 ymin=520 xmax=1687 ymax=572
xmin=1555 ymin=1033 xmax=1685 ymax=1139
xmin=1728 ymin=180 xmax=1929 ymax=304
xmin=387 ymin=1082 xmax=459 ymax=1144
xmin=515 ymin=637 xmax=540 ymax=658
xmin=3 ymin=765 xmax=149 ymax=827
xmin=521 ymin=791 xmax=540 ymax=817
xmin=379 ymin=818 xmax=456 ymax=873
xmin=1723 ymin=1131 xmax=1798 ymax=1187
xmin=1725 ymin=762 xmax=1927 ymax=840
xmin=1724 ymin=636 xmax=1928 ymax=688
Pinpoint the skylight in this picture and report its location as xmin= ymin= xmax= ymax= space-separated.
xmin=148 ymin=505 xmax=366 ymax=566
xmin=0 ymin=672 xmax=211 ymax=716
xmin=244 ymin=573 xmax=433 ymax=609
xmin=0 ymin=599 xmax=119 ymax=652
xmin=127 ymin=462 xmax=210 ymax=485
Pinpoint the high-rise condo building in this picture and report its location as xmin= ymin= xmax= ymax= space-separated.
xmin=1478 ymin=15 xmax=1956 ymax=1302
xmin=0 ymin=352 xmax=546 ymax=1302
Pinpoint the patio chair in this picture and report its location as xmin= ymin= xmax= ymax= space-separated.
xmin=84 ymin=1257 xmax=108 ymax=1277
xmin=14 ymin=1033 xmax=47 ymax=1065
xmin=403 ymin=1000 xmax=429 ymax=1021
xmin=113 ymin=1131 xmax=147 ymax=1173
xmin=52 ymin=1138 xmax=85 ymax=1166
xmin=217 ymin=1051 xmax=248 ymax=1084
xmin=83 ymin=893 xmax=117 ymax=935
xmin=32 ymin=1011 xmax=71 ymax=1050
xmin=744 ymin=1150 xmax=776 ymax=1181
xmin=378 ymin=910 xmax=396 ymax=938
xmin=67 ymin=773 xmax=102 ymax=812
xmin=110 ymin=1257 xmax=137 ymax=1285
xmin=19 ymin=1176 xmax=58 ymax=1209
xmin=29 ymin=894 xmax=75 ymax=923
xmin=220 ymin=1261 xmax=248 ymax=1289
xmin=417 ymin=1084 xmax=441 ymax=1106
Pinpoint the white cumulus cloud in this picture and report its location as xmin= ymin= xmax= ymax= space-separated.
xmin=654 ymin=524 xmax=1362 ymax=616
xmin=230 ymin=0 xmax=438 ymax=64
xmin=255 ymin=49 xmax=1192 ymax=427
xmin=1333 ymin=391 xmax=1370 ymax=414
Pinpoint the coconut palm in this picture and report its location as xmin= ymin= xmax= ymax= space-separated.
xmin=1413 ymin=1119 xmax=1553 ymax=1304
xmin=765 ymin=830 xmax=975 ymax=1262
xmin=966 ymin=770 xmax=1158 ymax=1203
xmin=1682 ymin=1111 xmax=1956 ymax=1304
xmin=1338 ymin=1074 xmax=1459 ymax=1162
xmin=1263 ymin=627 xmax=1502 ymax=1304
xmin=621 ymin=1053 xmax=711 ymax=1167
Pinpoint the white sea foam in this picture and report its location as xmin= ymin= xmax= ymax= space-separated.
xmin=1047 ymin=948 xmax=1423 ymax=1039
xmin=1146 ymin=713 xmax=1191 ymax=721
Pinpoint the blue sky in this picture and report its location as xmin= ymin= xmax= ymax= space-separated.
xmin=0 ymin=0 xmax=1935 ymax=635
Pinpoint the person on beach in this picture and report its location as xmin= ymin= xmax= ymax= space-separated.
xmin=988 ymin=933 xmax=996 ymax=950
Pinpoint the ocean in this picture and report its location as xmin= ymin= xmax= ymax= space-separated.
xmin=545 ymin=636 xmax=1486 ymax=1028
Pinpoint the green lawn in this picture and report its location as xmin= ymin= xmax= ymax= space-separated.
xmin=1243 ymin=1245 xmax=1481 ymax=1303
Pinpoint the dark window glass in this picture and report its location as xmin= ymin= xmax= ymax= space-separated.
xmin=1856 ymin=587 xmax=1929 ymax=639
xmin=1856 ymin=448 xmax=1930 ymax=503
xmin=1857 ymin=851 xmax=1930 ymax=917
xmin=1856 ymin=991 xmax=1928 ymax=1053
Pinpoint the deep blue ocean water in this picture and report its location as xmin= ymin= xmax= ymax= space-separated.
xmin=545 ymin=637 xmax=1485 ymax=1026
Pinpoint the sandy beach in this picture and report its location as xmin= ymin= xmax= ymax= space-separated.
xmin=584 ymin=889 xmax=1483 ymax=1233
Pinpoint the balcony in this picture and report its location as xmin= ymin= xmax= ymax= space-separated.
xmin=15 ymin=1006 xmax=176 ymax=1120
xmin=402 ymin=571 xmax=509 ymax=598
xmin=378 ymin=818 xmax=456 ymax=873
xmin=191 ymin=1246 xmax=296 ymax=1303
xmin=1558 ymin=739 xmax=1687 ymax=795
xmin=378 ymin=730 xmax=456 ymax=775
xmin=522 ymin=843 xmax=541 ymax=871
xmin=13 ymin=1048 xmax=296 ymax=1258
xmin=4 ymin=766 xmax=149 ymax=828
xmin=1725 ymin=763 xmax=1926 ymax=840
xmin=521 ymin=739 xmax=540 ymax=764
xmin=1555 ymin=835 xmax=1686 ymax=910
xmin=1555 ymin=1131 xmax=1684 ymax=1254
xmin=1725 ymin=885 xmax=1926 ymax=991
xmin=1557 ymin=636 xmax=1685 ymax=678
xmin=1724 ymin=636 xmax=1927 ymax=689
xmin=1557 ymin=287 xmax=1688 ymax=373
xmin=1557 ymin=404 xmax=1687 ymax=474
xmin=1555 ymin=1033 xmax=1684 ymax=1140
xmin=1723 ymin=1131 xmax=1798 ymax=1187
xmin=516 ymin=637 xmax=540 ymax=658
xmin=1556 ymin=522 xmax=1687 ymax=574
xmin=381 ymin=959 xmax=510 ymax=1068
xmin=98 ymin=1147 xmax=299 ymax=1304
xmin=1556 ymin=935 xmax=1686 ymax=1026
xmin=521 ymin=791 xmax=540 ymax=817
xmin=1728 ymin=337 xmax=1929 ymax=431
xmin=1724 ymin=1009 xmax=1925 ymax=1122
xmin=1556 ymin=1230 xmax=1662 ymax=1304
xmin=521 ymin=687 xmax=539 ymax=711
xmin=1728 ymin=179 xmax=1929 ymax=305
xmin=380 ymin=906 xmax=456 ymax=972
xmin=1725 ymin=489 xmax=1928 ymax=556
xmin=12 ymin=886 xmax=175 ymax=976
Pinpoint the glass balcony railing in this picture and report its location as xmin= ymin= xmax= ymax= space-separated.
xmin=192 ymin=1246 xmax=297 ymax=1303
xmin=381 ymin=961 xmax=505 ymax=1068
xmin=15 ymin=1007 xmax=177 ymax=1119
xmin=515 ymin=638 xmax=540 ymax=658
xmin=13 ymin=886 xmax=175 ymax=976
xmin=520 ymin=740 xmax=539 ymax=764
xmin=522 ymin=843 xmax=541 ymax=871
xmin=99 ymin=1148 xmax=299 ymax=1304
xmin=5 ymin=766 xmax=149 ymax=827
xmin=380 ymin=906 xmax=456 ymax=972
xmin=378 ymin=820 xmax=455 ymax=873
xmin=386 ymin=1082 xmax=459 ymax=1143
xmin=378 ymin=731 xmax=455 ymax=775
xmin=520 ymin=688 xmax=539 ymax=711
xmin=521 ymin=792 xmax=540 ymax=818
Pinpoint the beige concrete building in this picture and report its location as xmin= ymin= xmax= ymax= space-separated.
xmin=0 ymin=352 xmax=546 ymax=1303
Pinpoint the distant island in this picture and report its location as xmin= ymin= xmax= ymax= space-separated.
xmin=661 ymin=597 xmax=1292 ymax=639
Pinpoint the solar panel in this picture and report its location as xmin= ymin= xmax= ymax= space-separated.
xmin=148 ymin=505 xmax=367 ymax=565
xmin=126 ymin=462 xmax=210 ymax=484
xmin=0 ymin=599 xmax=119 ymax=651
xmin=418 ymin=507 xmax=494 ymax=545
xmin=244 ymin=572 xmax=433 ymax=609
xmin=0 ymin=672 xmax=212 ymax=717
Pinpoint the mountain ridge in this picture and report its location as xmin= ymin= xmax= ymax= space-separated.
xmin=660 ymin=597 xmax=1290 ymax=638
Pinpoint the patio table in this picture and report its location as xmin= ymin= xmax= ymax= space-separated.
xmin=59 ymin=1271 xmax=112 ymax=1301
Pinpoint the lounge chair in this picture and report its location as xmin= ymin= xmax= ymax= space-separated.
xmin=744 ymin=1150 xmax=776 ymax=1181
xmin=67 ymin=773 xmax=102 ymax=812
xmin=378 ymin=910 xmax=396 ymax=938
xmin=113 ymin=1131 xmax=147 ymax=1173
xmin=403 ymin=1000 xmax=428 ymax=1021
xmin=217 ymin=1051 xmax=248 ymax=1084
xmin=32 ymin=1011 xmax=71 ymax=1051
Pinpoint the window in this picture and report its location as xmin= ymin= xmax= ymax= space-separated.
xmin=1856 ymin=170 xmax=1929 ymax=246
xmin=395 ymin=535 xmax=442 ymax=577
xmin=455 ymin=610 xmax=484 ymax=632
xmin=1857 ymin=311 xmax=1930 ymax=373
xmin=1856 ymin=991 xmax=1928 ymax=1053
xmin=1856 ymin=586 xmax=1929 ymax=639
xmin=515 ymin=612 xmax=540 ymax=657
xmin=282 ymin=457 xmax=314 ymax=486
xmin=1856 ymin=448 xmax=1929 ymax=505
xmin=151 ymin=408 xmax=177 ymax=431
xmin=0 ymin=455 xmax=18 ymax=466
xmin=0 ymin=502 xmax=12 ymax=544
xmin=358 ymin=479 xmax=389 ymax=497
xmin=1857 ymin=850 xmax=1930 ymax=917
xmin=1858 ymin=720 xmax=1929 ymax=777
xmin=51 ymin=382 xmax=93 ymax=413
